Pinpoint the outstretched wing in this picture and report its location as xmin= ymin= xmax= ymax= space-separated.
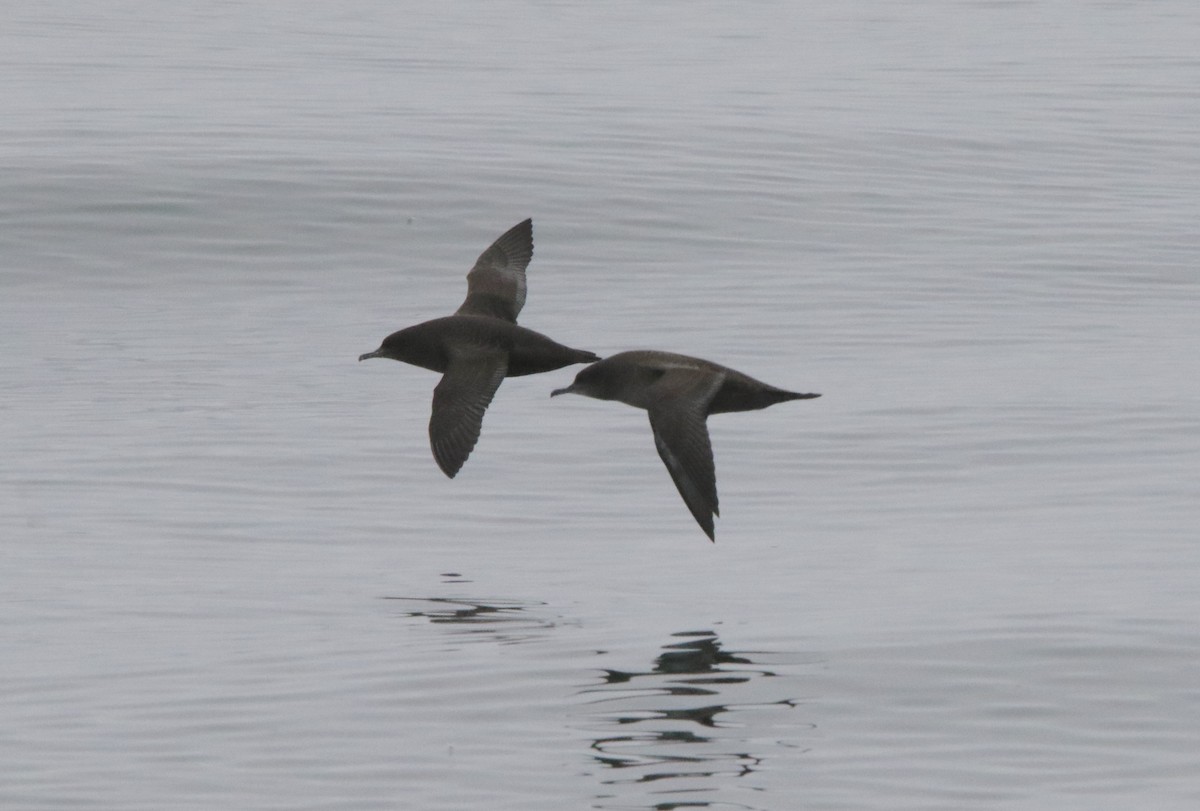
xmin=428 ymin=350 xmax=508 ymax=478
xmin=455 ymin=219 xmax=533 ymax=323
xmin=646 ymin=369 xmax=724 ymax=541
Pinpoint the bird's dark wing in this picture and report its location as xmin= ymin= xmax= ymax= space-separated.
xmin=428 ymin=349 xmax=508 ymax=478
xmin=455 ymin=219 xmax=533 ymax=323
xmin=646 ymin=369 xmax=724 ymax=541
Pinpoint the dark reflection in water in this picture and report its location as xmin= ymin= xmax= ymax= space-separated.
xmin=582 ymin=630 xmax=815 ymax=810
xmin=387 ymin=595 xmax=532 ymax=625
xmin=383 ymin=584 xmax=555 ymax=645
xmin=387 ymin=588 xmax=817 ymax=807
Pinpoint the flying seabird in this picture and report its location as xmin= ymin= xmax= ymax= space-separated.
xmin=360 ymin=219 xmax=599 ymax=477
xmin=552 ymin=350 xmax=819 ymax=540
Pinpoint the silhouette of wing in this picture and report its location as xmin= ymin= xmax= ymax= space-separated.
xmin=428 ymin=349 xmax=508 ymax=478
xmin=646 ymin=368 xmax=724 ymax=541
xmin=455 ymin=219 xmax=532 ymax=323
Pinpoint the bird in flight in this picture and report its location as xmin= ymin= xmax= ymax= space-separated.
xmin=360 ymin=219 xmax=599 ymax=477
xmin=553 ymin=350 xmax=819 ymax=540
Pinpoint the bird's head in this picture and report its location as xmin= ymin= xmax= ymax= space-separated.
xmin=358 ymin=331 xmax=402 ymax=363
xmin=551 ymin=361 xmax=611 ymax=400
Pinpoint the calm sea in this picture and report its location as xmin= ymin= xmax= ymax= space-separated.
xmin=4 ymin=2 xmax=1200 ymax=809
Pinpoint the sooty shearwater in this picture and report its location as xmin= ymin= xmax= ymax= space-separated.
xmin=359 ymin=219 xmax=599 ymax=478
xmin=551 ymin=350 xmax=819 ymax=541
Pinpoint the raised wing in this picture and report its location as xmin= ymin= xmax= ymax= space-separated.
xmin=646 ymin=369 xmax=725 ymax=541
xmin=455 ymin=218 xmax=533 ymax=323
xmin=428 ymin=350 xmax=508 ymax=478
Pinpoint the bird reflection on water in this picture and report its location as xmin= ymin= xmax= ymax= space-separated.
xmin=580 ymin=630 xmax=813 ymax=808
xmin=389 ymin=586 xmax=816 ymax=808
xmin=384 ymin=588 xmax=557 ymax=645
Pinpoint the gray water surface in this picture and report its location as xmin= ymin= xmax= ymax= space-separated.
xmin=4 ymin=2 xmax=1200 ymax=809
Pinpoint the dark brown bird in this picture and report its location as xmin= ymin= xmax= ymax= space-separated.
xmin=360 ymin=219 xmax=599 ymax=477
xmin=551 ymin=350 xmax=819 ymax=541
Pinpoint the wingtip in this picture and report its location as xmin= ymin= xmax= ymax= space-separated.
xmin=511 ymin=217 xmax=533 ymax=245
xmin=432 ymin=444 xmax=465 ymax=479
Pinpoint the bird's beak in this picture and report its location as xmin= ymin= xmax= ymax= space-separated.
xmin=550 ymin=384 xmax=574 ymax=397
xmin=358 ymin=350 xmax=382 ymax=362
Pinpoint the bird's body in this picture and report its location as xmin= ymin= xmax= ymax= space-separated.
xmin=360 ymin=219 xmax=598 ymax=478
xmin=374 ymin=314 xmax=596 ymax=378
xmin=552 ymin=350 xmax=819 ymax=541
